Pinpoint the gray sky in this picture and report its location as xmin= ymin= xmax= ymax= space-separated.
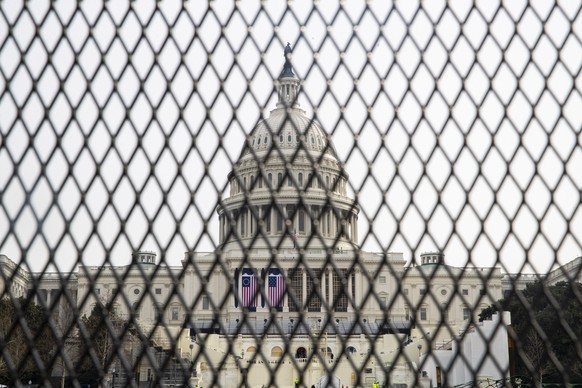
xmin=0 ymin=0 xmax=581 ymax=274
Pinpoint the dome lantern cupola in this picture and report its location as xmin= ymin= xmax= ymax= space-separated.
xmin=276 ymin=43 xmax=300 ymax=109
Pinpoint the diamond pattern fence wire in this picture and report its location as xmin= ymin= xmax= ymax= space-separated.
xmin=1 ymin=1 xmax=582 ymax=387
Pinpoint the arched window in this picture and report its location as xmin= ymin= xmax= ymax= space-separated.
xmin=280 ymin=134 xmax=284 ymax=143
xmin=441 ymin=303 xmax=449 ymax=322
xmin=321 ymin=347 xmax=333 ymax=359
xmin=264 ymin=207 xmax=271 ymax=233
xmin=247 ymin=346 xmax=256 ymax=354
xmin=278 ymin=173 xmax=283 ymax=187
xmin=298 ymin=209 xmax=305 ymax=233
xmin=271 ymin=346 xmax=283 ymax=358
xmin=257 ymin=137 xmax=261 ymax=145
xmin=298 ymin=173 xmax=303 ymax=187
xmin=295 ymin=347 xmax=307 ymax=359
xmin=268 ymin=173 xmax=272 ymax=187
xmin=346 ymin=346 xmax=357 ymax=356
xmin=133 ymin=302 xmax=140 ymax=320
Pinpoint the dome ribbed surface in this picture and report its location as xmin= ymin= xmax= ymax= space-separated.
xmin=242 ymin=107 xmax=337 ymax=159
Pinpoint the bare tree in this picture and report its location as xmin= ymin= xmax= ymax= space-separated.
xmin=524 ymin=329 xmax=553 ymax=387
xmin=77 ymin=290 xmax=136 ymax=386
xmin=51 ymin=290 xmax=78 ymax=388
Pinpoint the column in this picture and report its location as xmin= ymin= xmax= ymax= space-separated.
xmin=356 ymin=269 xmax=362 ymax=309
xmin=322 ymin=270 xmax=328 ymax=307
xmin=283 ymin=268 xmax=289 ymax=312
xmin=302 ymin=270 xmax=307 ymax=308
xmin=219 ymin=215 xmax=224 ymax=242
xmin=347 ymin=273 xmax=353 ymax=313
xmin=328 ymin=269 xmax=334 ymax=310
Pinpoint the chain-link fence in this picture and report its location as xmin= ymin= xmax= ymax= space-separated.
xmin=1 ymin=1 xmax=582 ymax=387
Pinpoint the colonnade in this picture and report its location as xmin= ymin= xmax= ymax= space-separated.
xmin=219 ymin=205 xmax=358 ymax=244
xmin=234 ymin=267 xmax=362 ymax=313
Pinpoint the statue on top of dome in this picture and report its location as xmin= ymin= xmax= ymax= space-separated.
xmin=280 ymin=42 xmax=296 ymax=78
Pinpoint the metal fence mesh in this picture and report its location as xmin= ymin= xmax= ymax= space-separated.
xmin=1 ymin=1 xmax=582 ymax=387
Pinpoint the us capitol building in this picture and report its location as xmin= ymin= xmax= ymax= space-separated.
xmin=0 ymin=46 xmax=519 ymax=387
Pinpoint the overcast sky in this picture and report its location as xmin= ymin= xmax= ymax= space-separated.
xmin=0 ymin=0 xmax=581 ymax=274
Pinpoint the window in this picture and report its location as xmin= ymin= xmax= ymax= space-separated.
xmin=298 ymin=173 xmax=303 ymax=187
xmin=271 ymin=346 xmax=283 ymax=358
xmin=155 ymin=288 xmax=162 ymax=295
xmin=171 ymin=307 xmax=179 ymax=321
xmin=264 ymin=207 xmax=271 ymax=233
xmin=441 ymin=303 xmax=448 ymax=321
xmin=463 ymin=307 xmax=470 ymax=321
xmin=420 ymin=307 xmax=427 ymax=321
xmin=278 ymin=173 xmax=283 ymax=187
xmin=133 ymin=302 xmax=140 ymax=319
xmin=405 ymin=307 xmax=410 ymax=321
xmin=96 ymin=288 xmax=100 ymax=295
xmin=276 ymin=210 xmax=283 ymax=232
xmin=257 ymin=136 xmax=261 ymax=145
xmin=462 ymin=289 xmax=469 ymax=296
xmin=287 ymin=134 xmax=292 ymax=142
xmin=288 ymin=268 xmax=303 ymax=312
xmin=379 ymin=276 xmax=386 ymax=284
xmin=202 ymin=296 xmax=210 ymax=310
xmin=268 ymin=173 xmax=272 ymax=187
xmin=379 ymin=296 xmax=387 ymax=308
xmin=298 ymin=209 xmax=305 ymax=233
xmin=258 ymin=176 xmax=263 ymax=188
xmin=295 ymin=347 xmax=307 ymax=359
xmin=288 ymin=174 xmax=292 ymax=186
xmin=280 ymin=134 xmax=283 ymax=143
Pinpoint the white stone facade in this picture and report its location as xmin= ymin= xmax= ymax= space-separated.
xmin=0 ymin=47 xmax=513 ymax=387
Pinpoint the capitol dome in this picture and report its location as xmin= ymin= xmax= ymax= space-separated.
xmin=241 ymin=107 xmax=338 ymax=160
xmin=217 ymin=44 xmax=359 ymax=251
xmin=239 ymin=44 xmax=338 ymax=162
